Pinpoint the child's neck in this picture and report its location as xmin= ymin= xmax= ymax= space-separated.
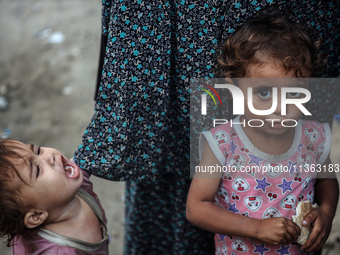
xmin=240 ymin=116 xmax=296 ymax=155
xmin=45 ymin=194 xmax=83 ymax=224
xmin=43 ymin=194 xmax=102 ymax=243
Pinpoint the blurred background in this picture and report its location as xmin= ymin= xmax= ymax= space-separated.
xmin=0 ymin=1 xmax=339 ymax=255
xmin=0 ymin=1 xmax=124 ymax=254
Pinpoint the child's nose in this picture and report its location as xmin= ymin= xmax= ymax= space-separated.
xmin=48 ymin=153 xmax=55 ymax=166
xmin=41 ymin=151 xmax=55 ymax=166
xmin=273 ymin=98 xmax=282 ymax=116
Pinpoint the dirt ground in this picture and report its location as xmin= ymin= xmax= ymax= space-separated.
xmin=0 ymin=1 xmax=339 ymax=255
xmin=0 ymin=1 xmax=124 ymax=254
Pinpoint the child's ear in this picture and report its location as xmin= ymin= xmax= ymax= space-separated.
xmin=24 ymin=210 xmax=48 ymax=229
xmin=225 ymin=77 xmax=234 ymax=85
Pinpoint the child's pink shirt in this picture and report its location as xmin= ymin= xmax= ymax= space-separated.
xmin=200 ymin=116 xmax=331 ymax=255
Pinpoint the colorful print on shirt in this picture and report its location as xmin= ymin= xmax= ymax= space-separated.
xmin=200 ymin=116 xmax=331 ymax=255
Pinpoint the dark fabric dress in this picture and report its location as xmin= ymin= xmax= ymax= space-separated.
xmin=73 ymin=1 xmax=339 ymax=254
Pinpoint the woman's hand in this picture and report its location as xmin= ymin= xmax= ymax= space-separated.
xmin=256 ymin=217 xmax=301 ymax=245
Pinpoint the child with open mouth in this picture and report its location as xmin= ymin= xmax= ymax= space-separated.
xmin=0 ymin=139 xmax=109 ymax=254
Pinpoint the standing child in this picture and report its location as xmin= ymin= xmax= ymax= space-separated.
xmin=0 ymin=139 xmax=109 ymax=254
xmin=186 ymin=14 xmax=339 ymax=254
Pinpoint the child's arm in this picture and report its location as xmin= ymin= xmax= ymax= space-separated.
xmin=186 ymin=141 xmax=300 ymax=245
xmin=301 ymin=157 xmax=339 ymax=252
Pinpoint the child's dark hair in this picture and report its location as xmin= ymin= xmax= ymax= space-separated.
xmin=218 ymin=13 xmax=326 ymax=78
xmin=0 ymin=139 xmax=38 ymax=247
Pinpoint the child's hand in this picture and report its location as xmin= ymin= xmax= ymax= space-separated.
xmin=257 ymin=217 xmax=300 ymax=245
xmin=300 ymin=207 xmax=332 ymax=252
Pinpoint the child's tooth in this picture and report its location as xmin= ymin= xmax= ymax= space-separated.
xmin=70 ymin=167 xmax=74 ymax=177
xmin=65 ymin=166 xmax=75 ymax=177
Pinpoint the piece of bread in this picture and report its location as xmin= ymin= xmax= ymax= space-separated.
xmin=292 ymin=200 xmax=319 ymax=245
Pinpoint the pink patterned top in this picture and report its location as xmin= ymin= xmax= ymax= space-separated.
xmin=200 ymin=116 xmax=331 ymax=255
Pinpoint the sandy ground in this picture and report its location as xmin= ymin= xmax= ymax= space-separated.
xmin=0 ymin=1 xmax=339 ymax=255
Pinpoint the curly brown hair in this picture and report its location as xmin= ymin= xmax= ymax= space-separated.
xmin=0 ymin=139 xmax=39 ymax=247
xmin=217 ymin=13 xmax=326 ymax=78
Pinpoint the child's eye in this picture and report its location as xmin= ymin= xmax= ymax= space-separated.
xmin=257 ymin=89 xmax=271 ymax=99
xmin=37 ymin=146 xmax=41 ymax=155
xmin=36 ymin=166 xmax=40 ymax=178
xmin=287 ymin=92 xmax=302 ymax=98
